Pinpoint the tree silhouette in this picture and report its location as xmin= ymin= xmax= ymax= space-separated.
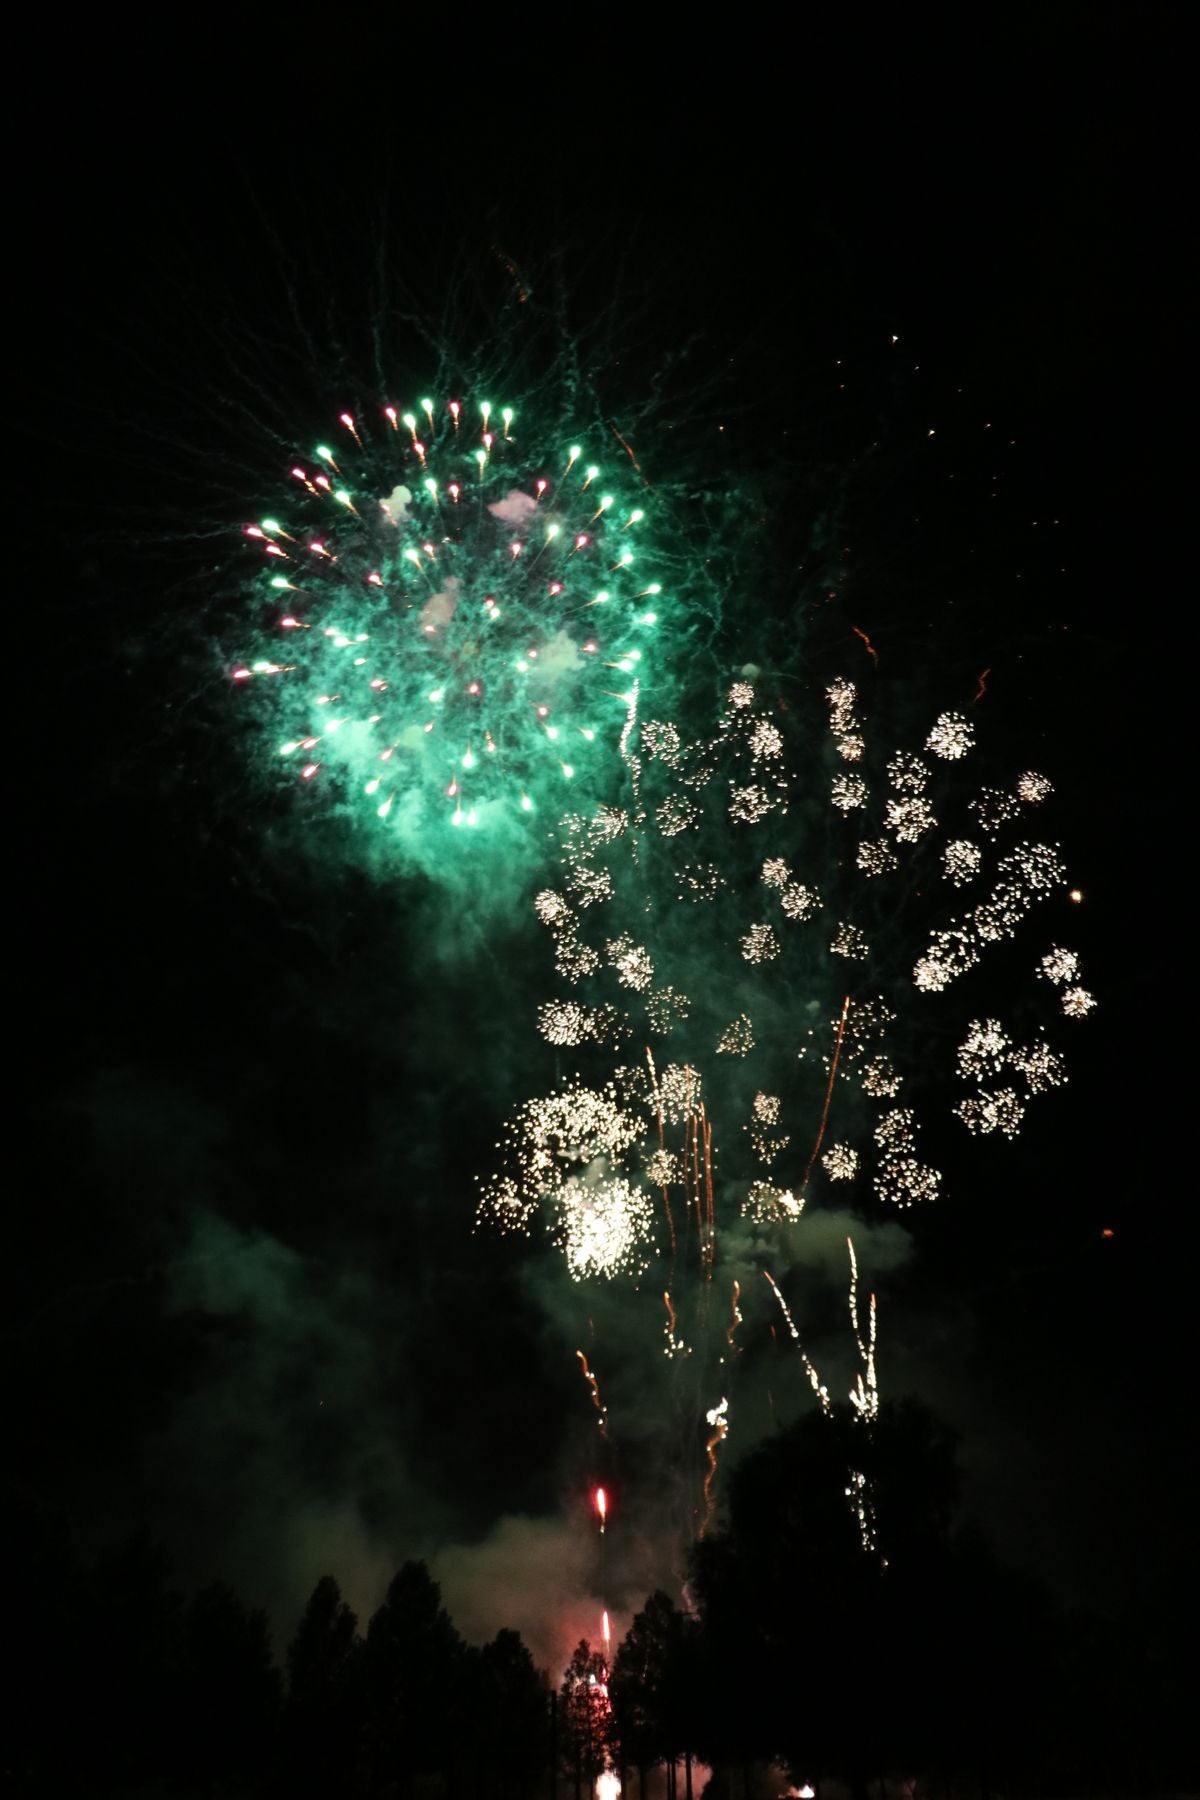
xmin=178 ymin=1580 xmax=280 ymax=1793
xmin=558 ymin=1639 xmax=611 ymax=1800
xmin=690 ymin=1399 xmax=961 ymax=1790
xmin=1 ymin=1492 xmax=86 ymax=1792
xmin=459 ymin=1626 xmax=549 ymax=1798
xmin=610 ymin=1590 xmax=699 ymax=1797
xmin=280 ymin=1574 xmax=363 ymax=1797
xmin=362 ymin=1560 xmax=464 ymax=1796
xmin=83 ymin=1530 xmax=186 ymax=1794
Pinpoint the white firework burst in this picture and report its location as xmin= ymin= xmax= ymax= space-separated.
xmin=926 ymin=712 xmax=974 ymax=760
xmin=831 ymin=773 xmax=869 ymax=813
xmin=822 ymin=1144 xmax=860 ymax=1181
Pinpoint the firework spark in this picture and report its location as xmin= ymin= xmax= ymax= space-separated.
xmin=699 ymin=1396 xmax=730 ymax=1538
xmin=576 ymin=1352 xmax=609 ymax=1436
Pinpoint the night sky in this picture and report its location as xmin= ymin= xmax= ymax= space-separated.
xmin=13 ymin=10 xmax=1189 ymax=1676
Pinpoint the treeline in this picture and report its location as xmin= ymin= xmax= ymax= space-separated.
xmin=4 ymin=1402 xmax=1192 ymax=1797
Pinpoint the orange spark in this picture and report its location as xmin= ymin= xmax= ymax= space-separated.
xmin=575 ymin=1351 xmax=609 ymax=1436
xmin=703 ymin=1109 xmax=715 ymax=1274
xmin=726 ymin=1280 xmax=743 ymax=1354
xmin=492 ymin=244 xmax=529 ymax=302
xmin=699 ymin=1398 xmax=729 ymax=1539
xmin=608 ymin=421 xmax=647 ymax=480
xmin=800 ymin=996 xmax=851 ymax=1194
xmin=851 ymin=625 xmax=878 ymax=665
xmin=973 ymin=666 xmax=991 ymax=703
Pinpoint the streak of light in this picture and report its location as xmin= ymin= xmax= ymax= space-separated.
xmin=762 ymin=1271 xmax=831 ymax=1414
xmin=608 ymin=421 xmax=645 ymax=479
xmin=726 ymin=1280 xmax=743 ymax=1355
xmin=575 ymin=1351 xmax=609 ymax=1437
xmin=800 ymin=996 xmax=851 ymax=1194
xmin=698 ymin=1396 xmax=730 ymax=1539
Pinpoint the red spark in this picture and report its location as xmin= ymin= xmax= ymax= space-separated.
xmin=608 ymin=421 xmax=647 ymax=481
xmin=800 ymin=996 xmax=851 ymax=1195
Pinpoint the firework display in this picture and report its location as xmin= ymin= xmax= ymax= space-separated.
xmin=481 ymin=673 xmax=1090 ymax=1237
xmin=231 ymin=399 xmax=674 ymax=837
xmin=477 ymin=666 xmax=1094 ymax=1537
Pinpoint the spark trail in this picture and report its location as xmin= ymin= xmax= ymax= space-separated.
xmin=576 ymin=1351 xmax=609 ymax=1436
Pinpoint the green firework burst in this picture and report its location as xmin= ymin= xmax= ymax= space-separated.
xmin=232 ymin=397 xmax=675 ymax=848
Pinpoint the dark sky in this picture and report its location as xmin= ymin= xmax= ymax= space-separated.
xmin=12 ymin=10 xmax=1189 ymax=1671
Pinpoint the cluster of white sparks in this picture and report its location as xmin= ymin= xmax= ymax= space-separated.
xmin=745 ymin=1181 xmax=805 ymax=1223
xmin=872 ymin=1109 xmax=942 ymax=1208
xmin=1039 ymin=944 xmax=1097 ymax=1016
xmin=748 ymin=1091 xmax=790 ymax=1165
xmin=552 ymin=1175 xmax=656 ymax=1281
xmin=486 ymin=677 xmax=1092 ymax=1257
xmin=943 ymin=839 xmax=983 ymax=886
xmin=821 ymin=1143 xmax=860 ymax=1181
xmin=926 ymin=711 xmax=975 ymax=760
xmin=740 ymin=922 xmax=781 ymax=964
xmin=913 ymin=842 xmax=1069 ymax=993
xmin=478 ymin=1079 xmax=653 ymax=1279
xmin=716 ymin=1014 xmax=755 ymax=1056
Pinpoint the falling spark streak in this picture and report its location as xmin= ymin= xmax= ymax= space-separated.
xmin=846 ymin=1238 xmax=879 ymax=1423
xmin=576 ymin=1350 xmax=609 ymax=1437
xmin=844 ymin=1238 xmax=880 ymax=1553
xmin=800 ymin=996 xmax=851 ymax=1194
xmin=493 ymin=246 xmax=529 ymax=303
xmin=646 ymin=1047 xmax=677 ymax=1253
xmin=726 ymin=1279 xmax=743 ymax=1354
xmin=769 ymin=1252 xmax=882 ymax=1554
xmin=974 ymin=667 xmax=991 ymax=703
xmin=662 ymin=1289 xmax=686 ymax=1356
xmin=699 ymin=1396 xmax=730 ymax=1538
xmin=608 ymin=421 xmax=646 ymax=478
xmin=762 ymin=1271 xmax=831 ymax=1414
xmin=595 ymin=1487 xmax=608 ymax=1535
xmin=702 ymin=1109 xmax=715 ymax=1274
xmin=851 ymin=625 xmax=879 ymax=665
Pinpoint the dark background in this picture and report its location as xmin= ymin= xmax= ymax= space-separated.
xmin=11 ymin=5 xmax=1191 ymax=1675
